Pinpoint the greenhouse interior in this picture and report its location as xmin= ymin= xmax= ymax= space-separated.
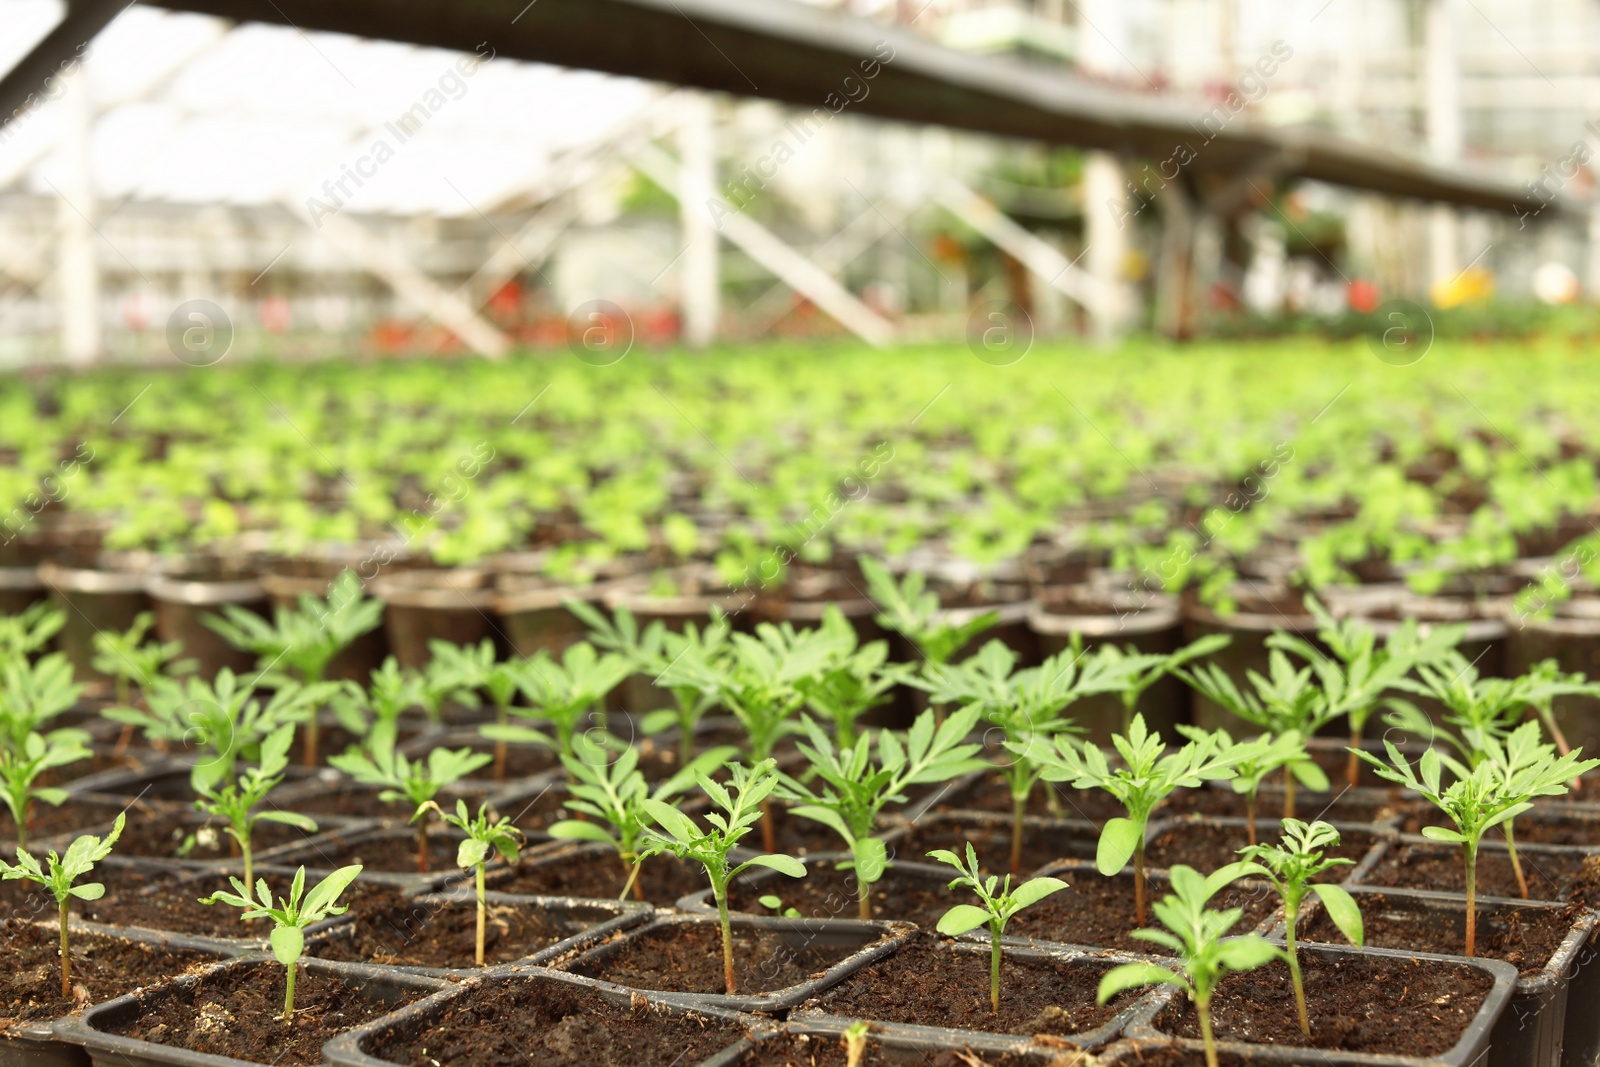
xmin=1 ymin=0 xmax=1600 ymax=1065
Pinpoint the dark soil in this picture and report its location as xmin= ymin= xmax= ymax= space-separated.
xmin=1106 ymin=1046 xmax=1344 ymax=1066
xmin=1154 ymin=951 xmax=1494 ymax=1056
xmin=1005 ymin=871 xmax=1278 ymax=954
xmin=0 ymin=797 xmax=144 ymax=848
xmin=369 ymin=977 xmax=747 ymax=1067
xmin=737 ymin=1032 xmax=1054 ymax=1067
xmin=722 ymin=863 xmax=957 ymax=925
xmin=767 ymin=807 xmax=861 ymax=857
xmin=896 ymin=818 xmax=1096 ymax=874
xmin=310 ymin=888 xmax=579 ymax=969
xmin=1362 ymin=842 xmax=1600 ymax=901
xmin=0 ymin=918 xmax=216 ymax=1025
xmin=115 ymin=814 xmax=319 ymax=863
xmin=282 ymin=831 xmax=462 ymax=875
xmin=1145 ymin=822 xmax=1379 ymax=875
xmin=56 ymin=864 xmax=259 ymax=939
xmin=115 ymin=961 xmax=432 ymax=1065
xmin=565 ymin=922 xmax=877 ymax=996
xmin=811 ymin=933 xmax=1137 ymax=1037
xmin=1164 ymin=787 xmax=1406 ymax=826
xmin=1485 ymin=811 xmax=1600 ymax=848
xmin=1301 ymin=891 xmax=1580 ymax=976
xmin=492 ymin=847 xmax=707 ymax=905
xmin=940 ymin=778 xmax=1128 ymax=822
xmin=504 ymin=785 xmax=571 ymax=833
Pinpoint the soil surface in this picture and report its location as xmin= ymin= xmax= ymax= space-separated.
xmin=115 ymin=814 xmax=319 ymax=863
xmin=896 ymin=819 xmax=1096 ymax=874
xmin=309 ymin=887 xmax=585 ymax=968
xmin=940 ymin=778 xmax=1128 ymax=822
xmin=48 ymin=864 xmax=259 ymax=939
xmin=1154 ymin=951 xmax=1494 ymax=1056
xmin=740 ymin=1030 xmax=1067 ymax=1067
xmin=1361 ymin=842 xmax=1600 ymax=900
xmin=565 ymin=921 xmax=878 ymax=996
xmin=0 ymin=918 xmax=216 ymax=1025
xmin=283 ymin=831 xmax=463 ymax=875
xmin=1301 ymin=891 xmax=1580 ymax=976
xmin=370 ymin=976 xmax=747 ymax=1067
xmin=491 ymin=847 xmax=708 ymax=905
xmin=722 ymin=863 xmax=958 ymax=924
xmin=1144 ymin=822 xmax=1379 ymax=875
xmin=0 ymin=797 xmax=146 ymax=847
xmin=1105 ymin=1047 xmax=1339 ymax=1066
xmin=810 ymin=933 xmax=1137 ymax=1037
xmin=115 ymin=961 xmax=432 ymax=1065
xmin=1165 ymin=787 xmax=1407 ymax=826
xmin=1004 ymin=871 xmax=1278 ymax=953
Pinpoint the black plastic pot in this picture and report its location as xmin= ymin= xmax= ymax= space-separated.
xmin=1142 ymin=815 xmax=1390 ymax=886
xmin=1506 ymin=598 xmax=1600 ymax=757
xmin=674 ymin=852 xmax=955 ymax=926
xmin=308 ymin=885 xmax=651 ymax=977
xmin=493 ymin=573 xmax=614 ymax=659
xmin=1293 ymin=885 xmax=1600 ymax=1067
xmin=1349 ymin=835 xmax=1599 ymax=904
xmin=1095 ymin=1036 xmax=1441 ymax=1065
xmin=145 ymin=571 xmax=268 ymax=681
xmin=792 ymin=937 xmax=1146 ymax=1054
xmin=320 ymin=966 xmax=767 ymax=1067
xmin=0 ymin=921 xmax=238 ymax=1067
xmin=1122 ymin=942 xmax=1519 ymax=1067
xmin=0 ymin=563 xmax=47 ymax=615
xmin=371 ymin=569 xmax=496 ymax=670
xmin=775 ymin=1017 xmax=1073 ymax=1066
xmin=39 ymin=561 xmax=153 ymax=685
xmin=54 ymin=956 xmax=447 ymax=1067
xmin=558 ymin=913 xmax=914 ymax=1014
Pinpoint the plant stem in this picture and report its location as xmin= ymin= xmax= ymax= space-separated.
xmin=1245 ymin=793 xmax=1257 ymax=846
xmin=1134 ymin=839 xmax=1147 ymax=927
xmin=58 ymin=898 xmax=70 ymax=998
xmin=679 ymin=717 xmax=695 ymax=769
xmin=242 ymin=834 xmax=254 ymax=894
xmin=283 ymin=960 xmax=297 ymax=1021
xmin=988 ymin=926 xmax=1001 ymax=1013
xmin=760 ymin=797 xmax=776 ymax=855
xmin=1286 ymin=908 xmax=1310 ymax=1036
xmin=620 ymin=854 xmax=644 ymax=901
xmin=714 ymin=878 xmax=736 ymax=995
xmin=475 ymin=862 xmax=487 ymax=966
xmin=1283 ymin=765 xmax=1296 ymax=820
xmin=1010 ymin=794 xmax=1026 ymax=875
xmin=1464 ymin=841 xmax=1478 ymax=957
xmin=416 ymin=818 xmax=429 ymax=874
xmin=858 ymin=873 xmax=872 ymax=921
xmin=1197 ymin=995 xmax=1218 ymax=1067
xmin=1346 ymin=726 xmax=1363 ymax=789
xmin=302 ymin=716 xmax=320 ymax=768
xmin=493 ymin=704 xmax=509 ymax=781
xmin=1505 ymin=819 xmax=1529 ymax=900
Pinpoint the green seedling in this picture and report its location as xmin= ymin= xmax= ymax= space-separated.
xmin=1097 ymin=864 xmax=1284 ymax=1067
xmin=0 ymin=653 xmax=89 ymax=754
xmin=639 ymin=759 xmax=806 ymax=994
xmin=928 ymin=842 xmax=1068 ymax=1012
xmin=200 ymin=864 xmax=362 ymax=1021
xmin=481 ymin=641 xmax=630 ymax=779
xmin=191 ymin=723 xmax=318 ymax=889
xmin=859 ymin=557 xmax=998 ymax=666
xmin=0 ymin=730 xmax=91 ymax=849
xmin=780 ymin=706 xmax=987 ymax=919
xmin=205 ymin=569 xmax=384 ymax=765
xmin=327 ymin=657 xmax=422 ymax=752
xmin=0 ymin=812 xmax=124 ymax=997
xmin=428 ymin=639 xmax=529 ymax=780
xmin=756 ymin=893 xmax=802 ymax=918
xmin=1179 ymin=726 xmax=1321 ymax=845
xmin=841 ymin=1019 xmax=871 ymax=1067
xmin=1234 ymin=819 xmax=1364 ymax=1036
xmin=328 ymin=736 xmax=491 ymax=872
xmin=1105 ymin=633 xmax=1233 ymax=733
xmin=428 ymin=799 xmax=524 ymax=965
xmin=549 ymin=735 xmax=732 ymax=899
xmin=1025 ymin=714 xmax=1246 ymax=925
xmin=794 ymin=606 xmax=900 ymax=746
xmin=90 ymin=611 xmax=196 ymax=758
xmin=1478 ymin=721 xmax=1598 ymax=899
xmin=0 ymin=602 xmax=64 ymax=668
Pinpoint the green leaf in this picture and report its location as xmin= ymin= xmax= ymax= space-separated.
xmin=1097 ymin=962 xmax=1182 ymax=1004
xmin=1097 ymin=817 xmax=1141 ymax=876
xmin=1420 ymin=825 xmax=1468 ymax=844
xmin=742 ymin=854 xmax=806 ymax=878
xmin=935 ymin=903 xmax=990 ymax=937
xmin=1290 ymin=759 xmax=1330 ymax=792
xmin=852 ymin=837 xmax=889 ymax=884
xmin=69 ymin=882 xmax=105 ymax=900
xmin=1216 ymin=935 xmax=1285 ymax=971
xmin=270 ymin=925 xmax=304 ymax=967
xmin=549 ymin=820 xmax=616 ymax=844
xmin=758 ymin=894 xmax=784 ymax=910
xmin=457 ymin=838 xmax=490 ymax=870
xmin=256 ymin=811 xmax=319 ymax=832
xmin=301 ymin=864 xmax=362 ymax=918
xmin=1310 ymin=884 xmax=1364 ymax=947
xmin=1010 ymin=875 xmax=1068 ymax=910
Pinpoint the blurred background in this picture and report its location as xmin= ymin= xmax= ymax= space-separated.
xmin=0 ymin=0 xmax=1591 ymax=363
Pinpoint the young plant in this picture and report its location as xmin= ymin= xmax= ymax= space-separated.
xmin=328 ymin=736 xmax=491 ymax=872
xmin=205 ymin=569 xmax=384 ymax=764
xmin=0 ymin=602 xmax=64 ymax=668
xmin=1097 ymin=864 xmax=1285 ymax=1067
xmin=859 ymin=557 xmax=998 ymax=666
xmin=90 ymin=611 xmax=195 ymax=756
xmin=191 ymin=723 xmax=318 ymax=889
xmin=480 ymin=641 xmax=630 ymax=780
xmin=1105 ymin=633 xmax=1233 ymax=733
xmin=0 ymin=730 xmax=92 ymax=849
xmin=327 ymin=657 xmax=422 ymax=751
xmin=1233 ymin=819 xmax=1365 ymax=1036
xmin=928 ymin=842 xmax=1068 ymax=1012
xmin=794 ymin=606 xmax=900 ymax=746
xmin=428 ymin=799 xmax=524 ymax=965
xmin=1353 ymin=738 xmax=1596 ymax=953
xmin=0 ymin=812 xmax=125 ymax=998
xmin=200 ymin=864 xmax=362 ymax=1020
xmin=1025 ymin=714 xmax=1246 ymax=925
xmin=0 ymin=653 xmax=89 ymax=754
xmin=548 ymin=735 xmax=733 ymax=899
xmin=841 ymin=1019 xmax=870 ymax=1067
xmin=1478 ymin=721 xmax=1598 ymax=898
xmin=639 ymin=759 xmax=807 ymax=994
xmin=429 ymin=640 xmax=530 ymax=780
xmin=1178 ymin=726 xmax=1321 ymax=845
xmin=779 ymin=707 xmax=987 ymax=919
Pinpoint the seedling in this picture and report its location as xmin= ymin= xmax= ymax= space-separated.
xmin=859 ymin=557 xmax=998 ymax=666
xmin=1354 ymin=738 xmax=1595 ymax=954
xmin=756 ymin=894 xmax=802 ymax=918
xmin=200 ymin=864 xmax=362 ymax=1020
xmin=205 ymin=569 xmax=384 ymax=764
xmin=1097 ymin=864 xmax=1285 ymax=1067
xmin=928 ymin=842 xmax=1068 ymax=1012
xmin=90 ymin=611 xmax=195 ymax=757
xmin=328 ymin=736 xmax=491 ymax=872
xmin=549 ymin=735 xmax=732 ymax=899
xmin=1478 ymin=721 xmax=1598 ymax=898
xmin=794 ymin=606 xmax=900 ymax=746
xmin=1178 ymin=726 xmax=1320 ymax=845
xmin=0 ymin=812 xmax=124 ymax=997
xmin=1233 ymin=819 xmax=1365 ymax=1036
xmin=921 ymin=640 xmax=1157 ymax=872
xmin=429 ymin=639 xmax=530 ymax=779
xmin=328 ymin=657 xmax=422 ymax=752
xmin=191 ymin=723 xmax=318 ymax=889
xmin=639 ymin=759 xmax=807 ymax=994
xmin=0 ymin=653 xmax=89 ymax=754
xmin=1025 ymin=714 xmax=1245 ymax=925
xmin=0 ymin=730 xmax=89 ymax=850
xmin=841 ymin=1019 xmax=871 ymax=1067
xmin=0 ymin=602 xmax=64 ymax=668
xmin=780 ymin=707 xmax=987 ymax=919
xmin=1105 ymin=634 xmax=1233 ymax=733
xmin=427 ymin=799 xmax=524 ymax=965
xmin=481 ymin=641 xmax=630 ymax=780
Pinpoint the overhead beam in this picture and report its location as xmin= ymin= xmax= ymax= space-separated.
xmin=0 ymin=0 xmax=127 ymax=133
xmin=746 ymin=197 xmax=915 ymax=327
xmin=934 ymin=178 xmax=1104 ymax=311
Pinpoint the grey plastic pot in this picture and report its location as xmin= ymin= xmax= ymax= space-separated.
xmin=558 ymin=912 xmax=915 ymax=1014
xmin=38 ymin=561 xmax=153 ymax=684
xmin=144 ymin=571 xmax=268 ymax=681
xmin=0 ymin=563 xmax=47 ymax=615
xmin=1349 ymin=835 xmax=1600 ymax=904
xmin=1121 ymin=942 xmax=1520 ymax=1067
xmin=307 ymin=885 xmax=651 ymax=977
xmin=370 ymin=569 xmax=494 ymax=670
xmin=0 ymin=921 xmax=240 ymax=1067
xmin=53 ymin=956 xmax=447 ymax=1067
xmin=1292 ymin=885 xmax=1600 ymax=1067
xmin=776 ymin=1017 xmax=1075 ymax=1065
xmin=792 ymin=938 xmax=1148 ymax=1054
xmin=1094 ymin=1036 xmax=1448 ymax=1065
xmin=674 ymin=852 xmax=955 ymax=925
xmin=493 ymin=572 xmax=623 ymax=659
xmin=320 ymin=966 xmax=769 ymax=1067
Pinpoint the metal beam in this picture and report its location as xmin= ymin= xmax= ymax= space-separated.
xmin=934 ymin=178 xmax=1105 ymax=312
xmin=0 ymin=0 xmax=127 ymax=133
